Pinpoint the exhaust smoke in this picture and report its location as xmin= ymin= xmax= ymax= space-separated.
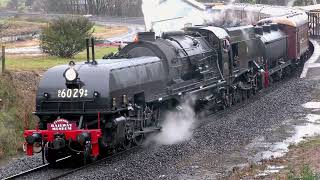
xmin=152 ymin=98 xmax=196 ymax=145
xmin=287 ymin=0 xmax=297 ymax=7
xmin=141 ymin=0 xmax=208 ymax=36
xmin=287 ymin=0 xmax=317 ymax=6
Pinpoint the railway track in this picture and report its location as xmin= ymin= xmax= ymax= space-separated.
xmin=49 ymin=146 xmax=140 ymax=180
xmin=2 ymin=155 xmax=72 ymax=180
xmin=2 ymin=146 xmax=140 ymax=180
xmin=2 ymin=163 xmax=49 ymax=180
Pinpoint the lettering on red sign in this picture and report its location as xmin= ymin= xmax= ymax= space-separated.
xmin=47 ymin=119 xmax=77 ymax=131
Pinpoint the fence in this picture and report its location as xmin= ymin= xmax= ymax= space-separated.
xmin=308 ymin=11 xmax=320 ymax=38
xmin=0 ymin=31 xmax=40 ymax=44
xmin=1 ymin=46 xmax=5 ymax=74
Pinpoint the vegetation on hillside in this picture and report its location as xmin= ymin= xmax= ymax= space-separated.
xmin=0 ymin=73 xmax=37 ymax=158
xmin=288 ymin=165 xmax=320 ymax=180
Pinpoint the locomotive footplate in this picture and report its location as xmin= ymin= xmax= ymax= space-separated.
xmin=134 ymin=127 xmax=161 ymax=135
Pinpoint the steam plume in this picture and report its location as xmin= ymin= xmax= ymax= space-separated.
xmin=287 ymin=0 xmax=297 ymax=7
xmin=287 ymin=0 xmax=317 ymax=6
xmin=152 ymin=97 xmax=196 ymax=145
xmin=142 ymin=0 xmax=208 ymax=36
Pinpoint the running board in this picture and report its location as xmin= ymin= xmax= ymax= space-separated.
xmin=134 ymin=127 xmax=161 ymax=135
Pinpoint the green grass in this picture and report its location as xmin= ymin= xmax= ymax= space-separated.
xmin=92 ymin=25 xmax=107 ymax=33
xmin=297 ymin=138 xmax=320 ymax=149
xmin=6 ymin=46 xmax=117 ymax=71
xmin=288 ymin=165 xmax=320 ymax=180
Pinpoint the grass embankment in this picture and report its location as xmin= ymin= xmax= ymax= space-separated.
xmin=284 ymin=138 xmax=320 ymax=179
xmin=6 ymin=46 xmax=118 ymax=71
xmin=0 ymin=73 xmax=37 ymax=158
xmin=229 ymin=137 xmax=320 ymax=179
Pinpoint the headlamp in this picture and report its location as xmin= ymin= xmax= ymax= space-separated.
xmin=64 ymin=68 xmax=78 ymax=81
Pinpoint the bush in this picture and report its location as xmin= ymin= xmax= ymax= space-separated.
xmin=40 ymin=16 xmax=94 ymax=58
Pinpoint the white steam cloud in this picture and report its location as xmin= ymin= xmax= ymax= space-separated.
xmin=287 ymin=0 xmax=317 ymax=7
xmin=152 ymin=98 xmax=196 ymax=145
xmin=141 ymin=0 xmax=245 ymax=35
xmin=287 ymin=0 xmax=297 ymax=7
xmin=142 ymin=0 xmax=208 ymax=36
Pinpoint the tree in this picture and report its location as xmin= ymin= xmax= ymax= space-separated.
xmin=0 ymin=23 xmax=9 ymax=38
xmin=7 ymin=0 xmax=25 ymax=10
xmin=240 ymin=0 xmax=256 ymax=3
xmin=38 ymin=0 xmax=143 ymax=17
xmin=40 ymin=16 xmax=94 ymax=58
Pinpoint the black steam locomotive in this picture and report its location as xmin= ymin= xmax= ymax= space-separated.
xmin=24 ymin=12 xmax=310 ymax=164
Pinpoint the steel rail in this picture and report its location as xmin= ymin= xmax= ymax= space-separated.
xmin=2 ymin=156 xmax=71 ymax=180
xmin=49 ymin=146 xmax=140 ymax=180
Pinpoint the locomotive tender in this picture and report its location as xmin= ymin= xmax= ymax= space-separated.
xmin=24 ymin=12 xmax=310 ymax=163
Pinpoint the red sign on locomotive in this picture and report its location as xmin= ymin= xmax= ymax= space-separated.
xmin=47 ymin=119 xmax=77 ymax=131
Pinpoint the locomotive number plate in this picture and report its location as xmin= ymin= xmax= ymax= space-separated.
xmin=57 ymin=89 xmax=88 ymax=98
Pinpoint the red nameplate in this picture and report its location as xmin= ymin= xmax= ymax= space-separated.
xmin=47 ymin=119 xmax=77 ymax=131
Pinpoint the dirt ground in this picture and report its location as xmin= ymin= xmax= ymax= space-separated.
xmin=3 ymin=39 xmax=40 ymax=49
xmin=1 ymin=21 xmax=45 ymax=37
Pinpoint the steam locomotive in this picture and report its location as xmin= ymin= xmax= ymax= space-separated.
xmin=24 ymin=12 xmax=310 ymax=164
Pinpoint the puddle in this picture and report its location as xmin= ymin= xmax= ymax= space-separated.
xmin=256 ymin=165 xmax=285 ymax=177
xmin=245 ymin=102 xmax=320 ymax=164
xmin=302 ymin=102 xmax=320 ymax=109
